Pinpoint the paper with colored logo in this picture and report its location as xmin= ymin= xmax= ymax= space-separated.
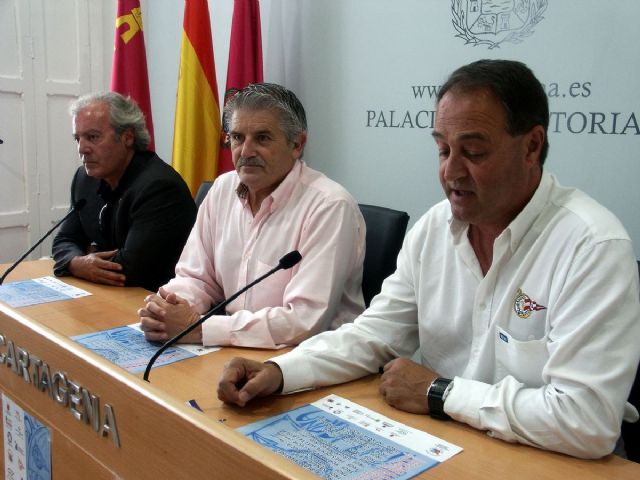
xmin=237 ymin=394 xmax=462 ymax=479
xmin=0 ymin=276 xmax=90 ymax=308
xmin=3 ymin=393 xmax=51 ymax=480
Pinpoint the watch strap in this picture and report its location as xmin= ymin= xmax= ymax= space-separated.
xmin=427 ymin=377 xmax=452 ymax=420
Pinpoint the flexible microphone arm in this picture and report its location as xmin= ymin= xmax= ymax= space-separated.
xmin=143 ymin=250 xmax=302 ymax=382
xmin=0 ymin=199 xmax=87 ymax=285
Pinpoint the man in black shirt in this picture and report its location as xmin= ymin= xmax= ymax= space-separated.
xmin=52 ymin=92 xmax=196 ymax=291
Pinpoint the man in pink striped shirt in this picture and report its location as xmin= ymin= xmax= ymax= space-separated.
xmin=138 ymin=83 xmax=366 ymax=349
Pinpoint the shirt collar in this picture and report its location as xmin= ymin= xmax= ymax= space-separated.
xmin=502 ymin=172 xmax=553 ymax=251
xmin=235 ymin=160 xmax=304 ymax=212
xmin=97 ymin=151 xmax=146 ymax=200
xmin=448 ymin=172 xmax=553 ymax=252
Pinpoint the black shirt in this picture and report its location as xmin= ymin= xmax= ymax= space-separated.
xmin=52 ymin=151 xmax=197 ymax=291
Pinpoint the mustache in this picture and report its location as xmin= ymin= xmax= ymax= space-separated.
xmin=445 ymin=180 xmax=473 ymax=190
xmin=236 ymin=157 xmax=266 ymax=168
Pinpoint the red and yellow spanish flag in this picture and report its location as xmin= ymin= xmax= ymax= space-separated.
xmin=172 ymin=0 xmax=221 ymax=196
xmin=218 ymin=0 xmax=263 ymax=175
xmin=111 ymin=0 xmax=155 ymax=151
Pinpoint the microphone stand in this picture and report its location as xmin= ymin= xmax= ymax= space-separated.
xmin=143 ymin=250 xmax=301 ymax=382
xmin=0 ymin=200 xmax=86 ymax=285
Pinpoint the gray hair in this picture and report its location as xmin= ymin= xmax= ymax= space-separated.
xmin=69 ymin=91 xmax=151 ymax=150
xmin=223 ymin=83 xmax=307 ymax=149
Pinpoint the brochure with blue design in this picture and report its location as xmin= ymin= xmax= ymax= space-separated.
xmin=237 ymin=394 xmax=462 ymax=480
xmin=3 ymin=393 xmax=52 ymax=480
xmin=72 ymin=323 xmax=219 ymax=373
xmin=0 ymin=276 xmax=91 ymax=308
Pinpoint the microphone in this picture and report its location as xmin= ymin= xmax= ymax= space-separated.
xmin=143 ymin=250 xmax=302 ymax=381
xmin=0 ymin=199 xmax=87 ymax=285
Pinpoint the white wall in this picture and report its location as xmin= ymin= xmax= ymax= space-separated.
xmin=124 ymin=1 xmax=640 ymax=257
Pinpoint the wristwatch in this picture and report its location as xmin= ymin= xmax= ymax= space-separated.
xmin=427 ymin=377 xmax=453 ymax=420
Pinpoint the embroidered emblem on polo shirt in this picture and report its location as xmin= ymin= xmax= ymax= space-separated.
xmin=513 ymin=288 xmax=547 ymax=319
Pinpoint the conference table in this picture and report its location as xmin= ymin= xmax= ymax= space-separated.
xmin=0 ymin=260 xmax=638 ymax=479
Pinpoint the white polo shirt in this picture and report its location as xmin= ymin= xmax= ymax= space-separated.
xmin=273 ymin=173 xmax=640 ymax=459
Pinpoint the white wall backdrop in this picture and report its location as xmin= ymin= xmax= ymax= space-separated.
xmin=2 ymin=0 xmax=638 ymax=262
xmin=144 ymin=0 xmax=640 ymax=256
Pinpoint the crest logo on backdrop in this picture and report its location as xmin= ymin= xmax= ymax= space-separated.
xmin=451 ymin=0 xmax=548 ymax=49
xmin=365 ymin=0 xmax=638 ymax=139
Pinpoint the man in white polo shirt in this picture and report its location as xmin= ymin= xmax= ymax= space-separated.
xmin=217 ymin=60 xmax=640 ymax=459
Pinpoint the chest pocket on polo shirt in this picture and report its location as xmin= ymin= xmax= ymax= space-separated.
xmin=249 ymin=259 xmax=293 ymax=310
xmin=494 ymin=326 xmax=549 ymax=387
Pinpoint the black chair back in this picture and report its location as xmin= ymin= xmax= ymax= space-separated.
xmin=358 ymin=204 xmax=409 ymax=307
xmin=195 ymin=181 xmax=214 ymax=207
